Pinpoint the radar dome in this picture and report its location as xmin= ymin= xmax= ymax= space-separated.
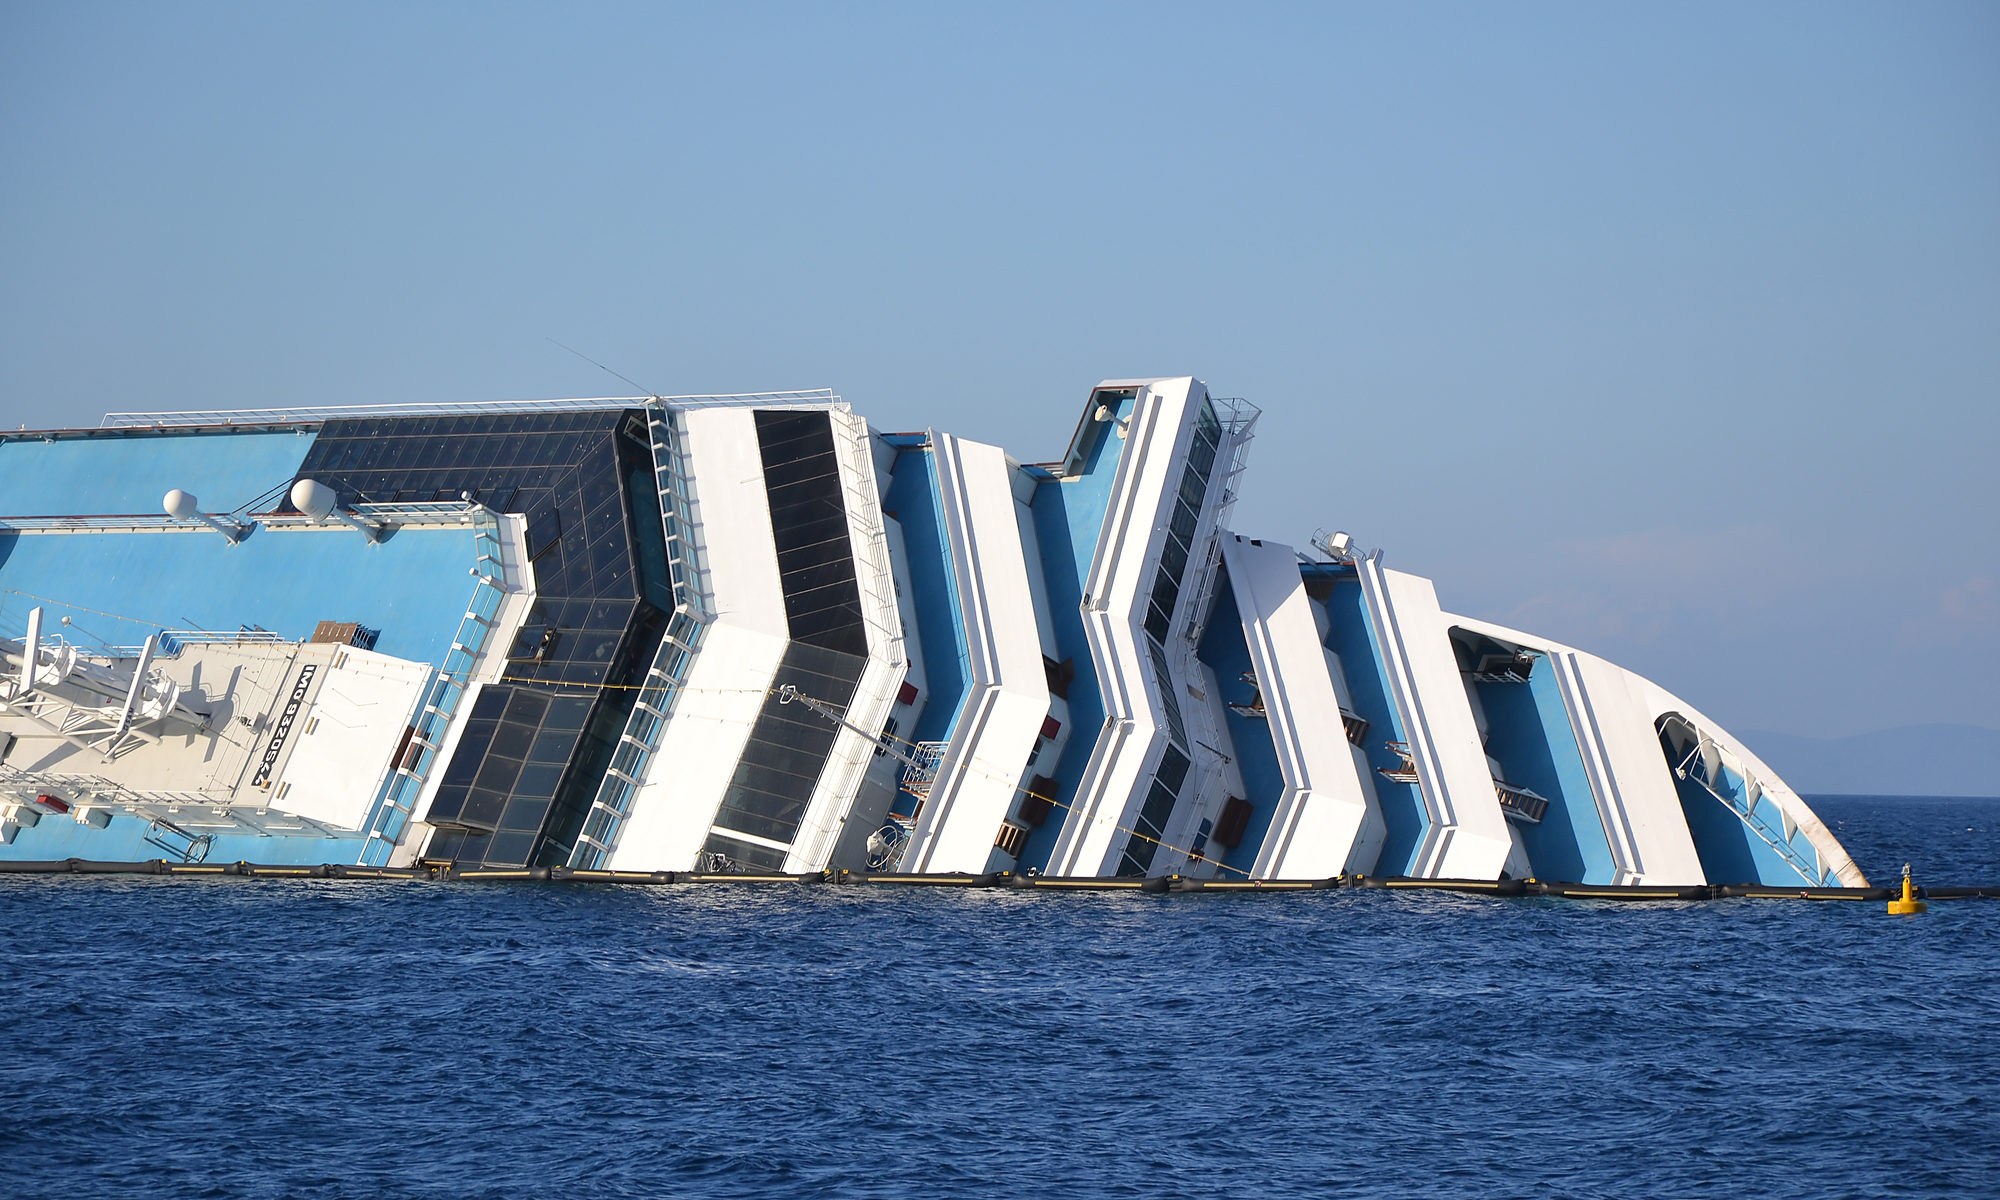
xmin=290 ymin=478 xmax=338 ymax=521
xmin=163 ymin=489 xmax=198 ymax=519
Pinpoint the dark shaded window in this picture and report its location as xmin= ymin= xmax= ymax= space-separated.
xmin=291 ymin=408 xmax=670 ymax=868
xmin=1116 ymin=746 xmax=1191 ymax=877
xmin=1043 ymin=656 xmax=1075 ymax=700
xmin=755 ymin=411 xmax=866 ymax=658
xmin=693 ymin=412 xmax=870 ymax=866
xmin=1212 ymin=795 xmax=1253 ymax=850
xmin=1019 ymin=775 xmax=1059 ymax=827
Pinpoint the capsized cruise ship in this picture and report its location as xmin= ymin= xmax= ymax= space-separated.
xmin=0 ymin=380 xmax=1865 ymax=887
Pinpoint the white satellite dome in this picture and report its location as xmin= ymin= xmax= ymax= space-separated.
xmin=290 ymin=478 xmax=339 ymax=521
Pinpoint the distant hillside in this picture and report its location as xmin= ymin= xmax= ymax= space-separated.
xmin=1735 ymin=724 xmax=2000 ymax=797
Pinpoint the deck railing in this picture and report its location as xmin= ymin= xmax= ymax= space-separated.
xmin=566 ymin=404 xmax=715 ymax=870
xmin=1659 ymin=714 xmax=1823 ymax=885
xmin=356 ymin=514 xmax=510 ymax=866
xmin=1493 ymin=781 xmax=1550 ymax=824
xmin=0 ymin=499 xmax=485 ymax=535
xmin=100 ymin=391 xmax=842 ymax=428
xmin=898 ymin=742 xmax=949 ymax=800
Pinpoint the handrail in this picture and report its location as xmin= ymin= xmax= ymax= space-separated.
xmin=1658 ymin=713 xmax=1822 ymax=885
xmin=1 ymin=500 xmax=484 ymax=533
xmin=898 ymin=742 xmax=950 ymax=799
xmin=0 ymin=628 xmax=291 ymax=663
xmin=566 ymin=404 xmax=716 ymax=870
xmin=101 ymin=391 xmax=843 ymax=428
xmin=0 ymin=762 xmax=348 ymax=838
xmin=356 ymin=513 xmax=511 ymax=865
xmin=1493 ymin=780 xmax=1549 ymax=824
xmin=829 ymin=410 xmax=906 ymax=664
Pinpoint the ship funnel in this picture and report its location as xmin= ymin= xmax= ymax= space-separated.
xmin=290 ymin=478 xmax=384 ymax=542
xmin=162 ymin=489 xmax=248 ymax=543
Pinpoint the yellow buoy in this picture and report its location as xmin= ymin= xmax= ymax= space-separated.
xmin=1887 ymin=862 xmax=1927 ymax=915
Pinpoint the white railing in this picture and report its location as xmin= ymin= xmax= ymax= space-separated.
xmin=0 ymin=626 xmax=290 ymax=663
xmin=1659 ymin=713 xmax=1821 ymax=884
xmin=566 ymin=404 xmax=716 ymax=869
xmin=0 ymin=762 xmax=348 ymax=843
xmin=898 ymin=742 xmax=949 ymax=800
xmin=100 ymin=391 xmax=843 ymax=428
xmin=829 ymin=410 xmax=905 ymax=666
xmin=356 ymin=513 xmax=511 ymax=865
xmin=1178 ymin=399 xmax=1259 ymax=643
xmin=1 ymin=499 xmax=485 ymax=534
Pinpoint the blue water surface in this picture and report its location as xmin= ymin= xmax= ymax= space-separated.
xmin=3 ymin=795 xmax=1996 ymax=1199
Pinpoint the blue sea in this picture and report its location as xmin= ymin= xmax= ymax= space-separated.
xmin=3 ymin=794 xmax=1996 ymax=1199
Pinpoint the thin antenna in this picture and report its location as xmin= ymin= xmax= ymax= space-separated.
xmin=546 ymin=338 xmax=660 ymax=399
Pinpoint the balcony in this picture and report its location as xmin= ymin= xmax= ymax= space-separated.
xmin=1377 ymin=741 xmax=1420 ymax=785
xmin=1493 ymin=780 xmax=1549 ymax=824
xmin=898 ymin=741 xmax=948 ymax=800
xmin=1470 ymin=652 xmax=1537 ymax=684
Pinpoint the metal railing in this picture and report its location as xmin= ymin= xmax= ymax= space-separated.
xmin=101 ymin=391 xmax=843 ymax=428
xmin=1659 ymin=714 xmax=1822 ymax=885
xmin=0 ymin=513 xmax=212 ymax=533
xmin=829 ymin=410 xmax=905 ymax=666
xmin=898 ymin=742 xmax=949 ymax=800
xmin=1494 ymin=781 xmax=1549 ymax=824
xmin=1 ymin=499 xmax=484 ymax=534
xmin=566 ymin=404 xmax=715 ymax=870
xmin=1378 ymin=741 xmax=1421 ymax=784
xmin=0 ymin=763 xmax=348 ymax=842
xmin=356 ymin=513 xmax=511 ymax=866
xmin=1178 ymin=397 xmax=1259 ymax=644
xmin=0 ymin=626 xmax=290 ymax=663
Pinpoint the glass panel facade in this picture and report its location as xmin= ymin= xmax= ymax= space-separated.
xmin=293 ymin=409 xmax=669 ymax=867
xmin=1124 ymin=398 xmax=1225 ymax=873
xmin=1139 ymin=398 xmax=1224 ymax=729
xmin=1116 ymin=746 xmax=1192 ymax=876
xmin=697 ymin=411 xmax=868 ymax=871
xmin=1147 ymin=637 xmax=1188 ymax=752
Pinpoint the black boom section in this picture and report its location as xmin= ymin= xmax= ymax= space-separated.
xmin=699 ymin=411 xmax=870 ymax=871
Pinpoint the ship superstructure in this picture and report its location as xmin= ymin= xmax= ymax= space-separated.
xmin=0 ymin=380 xmax=1865 ymax=888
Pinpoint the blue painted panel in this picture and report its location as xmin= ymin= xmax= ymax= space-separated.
xmin=1474 ymin=669 xmax=1617 ymax=883
xmin=1051 ymin=399 xmax=1128 ymax=587
xmin=0 ymin=523 xmax=477 ymax=668
xmin=1015 ymin=406 xmax=1130 ymax=873
xmin=1 ymin=812 xmax=365 ymax=866
xmin=1674 ymin=760 xmax=1823 ymax=886
xmin=883 ymin=447 xmax=969 ymax=756
xmin=0 ymin=429 xmax=316 ymax=517
xmin=1196 ymin=580 xmax=1284 ymax=875
xmin=1319 ymin=578 xmax=1429 ymax=874
xmin=1675 ymin=774 xmax=1809 ymax=884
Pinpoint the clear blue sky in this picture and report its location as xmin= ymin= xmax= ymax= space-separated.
xmin=3 ymin=1 xmax=1995 ymax=739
